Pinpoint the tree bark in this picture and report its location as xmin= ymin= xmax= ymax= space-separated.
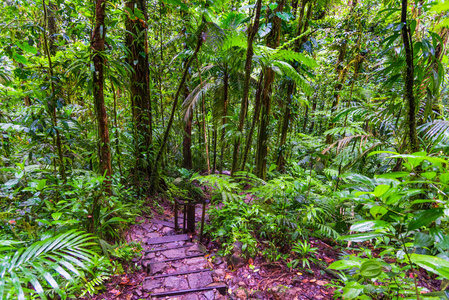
xmin=42 ymin=0 xmax=66 ymax=182
xmin=325 ymin=0 xmax=357 ymax=144
xmin=230 ymin=0 xmax=263 ymax=176
xmin=111 ymin=82 xmax=123 ymax=178
xmin=254 ymin=0 xmax=285 ymax=180
xmin=92 ymin=0 xmax=112 ymax=185
xmin=241 ymin=71 xmax=263 ymax=171
xmin=401 ymin=0 xmax=419 ymax=152
xmin=219 ymin=66 xmax=229 ymax=174
xmin=183 ymin=81 xmax=193 ymax=169
xmin=125 ymin=0 xmax=152 ymax=177
xmin=277 ymin=0 xmax=312 ymax=171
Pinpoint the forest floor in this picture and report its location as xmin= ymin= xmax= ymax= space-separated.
xmin=87 ymin=184 xmax=441 ymax=300
xmin=87 ymin=199 xmax=337 ymax=300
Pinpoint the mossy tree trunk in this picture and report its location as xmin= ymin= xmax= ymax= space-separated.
xmin=254 ymin=0 xmax=285 ymax=180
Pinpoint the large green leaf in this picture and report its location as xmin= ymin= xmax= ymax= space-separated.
xmin=408 ymin=208 xmax=444 ymax=231
xmin=411 ymin=254 xmax=449 ymax=279
xmin=328 ymin=260 xmax=361 ymax=270
xmin=340 ymin=232 xmax=383 ymax=242
xmin=350 ymin=220 xmax=389 ymax=232
xmin=359 ymin=260 xmax=383 ymax=278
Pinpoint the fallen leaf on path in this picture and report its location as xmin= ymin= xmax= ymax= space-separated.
xmin=120 ymin=277 xmax=129 ymax=285
xmin=323 ymin=256 xmax=334 ymax=263
xmin=316 ymin=280 xmax=328 ymax=286
xmin=110 ymin=289 xmax=121 ymax=296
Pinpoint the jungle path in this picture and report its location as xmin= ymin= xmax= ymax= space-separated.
xmin=132 ymin=208 xmax=228 ymax=300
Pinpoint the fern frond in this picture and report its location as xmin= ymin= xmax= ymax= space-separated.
xmin=271 ymin=60 xmax=312 ymax=96
xmin=271 ymin=49 xmax=318 ymax=69
xmin=316 ymin=223 xmax=341 ymax=239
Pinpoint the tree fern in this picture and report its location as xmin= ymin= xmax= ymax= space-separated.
xmin=271 ymin=49 xmax=318 ymax=69
xmin=0 ymin=230 xmax=98 ymax=300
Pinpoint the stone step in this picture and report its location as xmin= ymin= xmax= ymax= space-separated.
xmin=147 ymin=253 xmax=204 ymax=264
xmin=146 ymin=268 xmax=211 ymax=279
xmin=145 ymin=234 xmax=190 ymax=245
xmin=151 ymin=219 xmax=176 ymax=228
xmin=145 ymin=243 xmax=194 ymax=254
xmin=150 ymin=283 xmax=227 ymax=298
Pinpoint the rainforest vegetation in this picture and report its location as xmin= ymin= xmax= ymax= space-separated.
xmin=1 ymin=0 xmax=449 ymax=299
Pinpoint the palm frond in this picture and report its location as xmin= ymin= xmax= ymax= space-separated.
xmin=419 ymin=120 xmax=449 ymax=144
xmin=182 ymin=81 xmax=214 ymax=121
xmin=322 ymin=134 xmax=373 ymax=155
xmin=0 ymin=230 xmax=98 ymax=300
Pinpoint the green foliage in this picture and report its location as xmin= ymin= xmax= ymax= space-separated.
xmin=0 ymin=230 xmax=110 ymax=300
xmin=329 ymin=152 xmax=449 ymax=299
xmin=196 ymin=172 xmax=338 ymax=263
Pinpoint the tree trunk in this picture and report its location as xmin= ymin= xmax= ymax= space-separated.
xmin=254 ymin=0 xmax=285 ymax=180
xmin=325 ymin=0 xmax=357 ymax=144
xmin=92 ymin=0 xmax=112 ymax=185
xmin=276 ymin=83 xmax=294 ymax=170
xmin=125 ymin=0 xmax=152 ymax=177
xmin=111 ymin=82 xmax=123 ymax=178
xmin=241 ymin=71 xmax=264 ymax=171
xmin=277 ymin=0 xmax=312 ymax=171
xmin=219 ymin=66 xmax=229 ymax=174
xmin=401 ymin=0 xmax=419 ymax=152
xmin=183 ymin=82 xmax=193 ymax=169
xmin=42 ymin=0 xmax=66 ymax=182
xmin=309 ymin=98 xmax=317 ymax=134
xmin=152 ymin=22 xmax=205 ymax=183
xmin=197 ymin=59 xmax=211 ymax=175
xmin=302 ymin=102 xmax=309 ymax=132
xmin=231 ymin=0 xmax=263 ymax=176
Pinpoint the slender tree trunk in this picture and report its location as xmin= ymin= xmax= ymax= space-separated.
xmin=111 ymin=82 xmax=123 ymax=178
xmin=182 ymin=21 xmax=193 ymax=170
xmin=219 ymin=67 xmax=229 ymax=173
xmin=302 ymin=102 xmax=309 ymax=132
xmin=92 ymin=0 xmax=112 ymax=185
xmin=231 ymin=0 xmax=263 ymax=175
xmin=309 ymin=98 xmax=317 ymax=134
xmin=277 ymin=0 xmax=312 ymax=171
xmin=43 ymin=0 xmax=66 ymax=182
xmin=401 ymin=0 xmax=419 ymax=152
xmin=196 ymin=58 xmax=211 ymax=175
xmin=241 ymin=72 xmax=264 ymax=171
xmin=213 ymin=128 xmax=217 ymax=173
xmin=276 ymin=83 xmax=294 ymax=170
xmin=255 ymin=0 xmax=285 ymax=180
xmin=152 ymin=22 xmax=205 ymax=181
xmin=183 ymin=81 xmax=193 ymax=169
xmin=325 ymin=0 xmax=357 ymax=144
